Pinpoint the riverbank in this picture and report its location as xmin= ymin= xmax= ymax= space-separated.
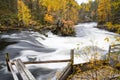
xmin=67 ymin=60 xmax=120 ymax=80
xmin=0 ymin=23 xmax=75 ymax=36
xmin=0 ymin=25 xmax=56 ymax=37
xmin=97 ymin=23 xmax=120 ymax=34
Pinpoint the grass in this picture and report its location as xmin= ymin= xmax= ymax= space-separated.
xmin=67 ymin=60 xmax=120 ymax=80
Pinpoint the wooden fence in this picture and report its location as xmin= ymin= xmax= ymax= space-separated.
xmin=107 ymin=44 xmax=120 ymax=65
xmin=5 ymin=49 xmax=74 ymax=80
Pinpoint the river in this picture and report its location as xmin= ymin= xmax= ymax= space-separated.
xmin=0 ymin=22 xmax=120 ymax=80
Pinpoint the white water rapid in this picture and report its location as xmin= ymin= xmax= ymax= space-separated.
xmin=0 ymin=22 xmax=120 ymax=80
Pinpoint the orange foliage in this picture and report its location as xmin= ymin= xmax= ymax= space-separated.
xmin=44 ymin=14 xmax=54 ymax=24
xmin=60 ymin=20 xmax=75 ymax=36
xmin=62 ymin=20 xmax=74 ymax=28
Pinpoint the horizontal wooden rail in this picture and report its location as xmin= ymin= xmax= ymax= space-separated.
xmin=111 ymin=44 xmax=120 ymax=46
xmin=109 ymin=44 xmax=120 ymax=53
xmin=10 ymin=59 xmax=71 ymax=65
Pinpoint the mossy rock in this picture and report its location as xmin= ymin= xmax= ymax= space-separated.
xmin=61 ymin=26 xmax=75 ymax=36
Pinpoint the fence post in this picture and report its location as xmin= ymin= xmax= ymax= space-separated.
xmin=108 ymin=45 xmax=111 ymax=63
xmin=71 ymin=49 xmax=74 ymax=65
xmin=5 ymin=53 xmax=10 ymax=71
xmin=118 ymin=54 xmax=120 ymax=62
xmin=70 ymin=49 xmax=74 ymax=72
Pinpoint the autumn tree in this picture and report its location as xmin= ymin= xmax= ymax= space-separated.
xmin=40 ymin=0 xmax=79 ymax=24
xmin=17 ymin=0 xmax=31 ymax=26
xmin=0 ymin=0 xmax=80 ymax=27
xmin=64 ymin=0 xmax=79 ymax=23
xmin=79 ymin=0 xmax=98 ymax=22
xmin=97 ymin=0 xmax=111 ymax=23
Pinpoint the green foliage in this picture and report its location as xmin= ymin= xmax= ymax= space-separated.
xmin=0 ymin=0 xmax=18 ymax=27
xmin=0 ymin=0 xmax=17 ymax=15
xmin=0 ymin=14 xmax=18 ymax=27
xmin=111 ymin=0 xmax=120 ymax=24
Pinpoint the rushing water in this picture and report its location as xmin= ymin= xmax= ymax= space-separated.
xmin=0 ymin=22 xmax=120 ymax=80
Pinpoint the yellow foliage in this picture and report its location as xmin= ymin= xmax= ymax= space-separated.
xmin=105 ymin=22 xmax=113 ymax=30
xmin=106 ymin=22 xmax=120 ymax=34
xmin=97 ymin=0 xmax=111 ymax=22
xmin=115 ymin=37 xmax=120 ymax=42
xmin=44 ymin=14 xmax=53 ymax=23
xmin=47 ymin=5 xmax=51 ymax=12
xmin=104 ymin=37 xmax=109 ymax=42
xmin=41 ymin=0 xmax=79 ymax=24
xmin=17 ymin=0 xmax=31 ymax=26
xmin=85 ymin=4 xmax=90 ymax=12
xmin=112 ymin=1 xmax=120 ymax=10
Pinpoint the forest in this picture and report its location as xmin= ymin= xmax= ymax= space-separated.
xmin=0 ymin=0 xmax=120 ymax=34
xmin=1 ymin=0 xmax=120 ymax=80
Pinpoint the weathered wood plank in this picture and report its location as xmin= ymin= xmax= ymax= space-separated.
xmin=110 ymin=50 xmax=120 ymax=53
xmin=111 ymin=46 xmax=120 ymax=48
xmin=111 ymin=44 xmax=120 ymax=46
xmin=14 ymin=60 xmax=30 ymax=80
xmin=5 ymin=53 xmax=10 ymax=71
xmin=108 ymin=44 xmax=120 ymax=64
xmin=111 ymin=48 xmax=120 ymax=50
xmin=17 ymin=59 xmax=36 ymax=80
xmin=11 ymin=59 xmax=71 ymax=65
xmin=8 ymin=62 xmax=19 ymax=80
xmin=57 ymin=49 xmax=74 ymax=80
xmin=109 ymin=45 xmax=120 ymax=53
xmin=57 ymin=63 xmax=72 ymax=80
xmin=71 ymin=49 xmax=74 ymax=65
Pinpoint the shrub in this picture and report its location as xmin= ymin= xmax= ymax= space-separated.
xmin=105 ymin=22 xmax=120 ymax=33
xmin=61 ymin=26 xmax=75 ymax=36
xmin=0 ymin=14 xmax=18 ymax=27
xmin=61 ymin=20 xmax=75 ymax=36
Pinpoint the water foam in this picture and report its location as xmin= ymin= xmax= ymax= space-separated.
xmin=1 ymin=22 xmax=120 ymax=80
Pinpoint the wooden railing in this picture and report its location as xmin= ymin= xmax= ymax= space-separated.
xmin=5 ymin=49 xmax=74 ymax=80
xmin=107 ymin=44 xmax=120 ymax=65
xmin=109 ymin=44 xmax=120 ymax=53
